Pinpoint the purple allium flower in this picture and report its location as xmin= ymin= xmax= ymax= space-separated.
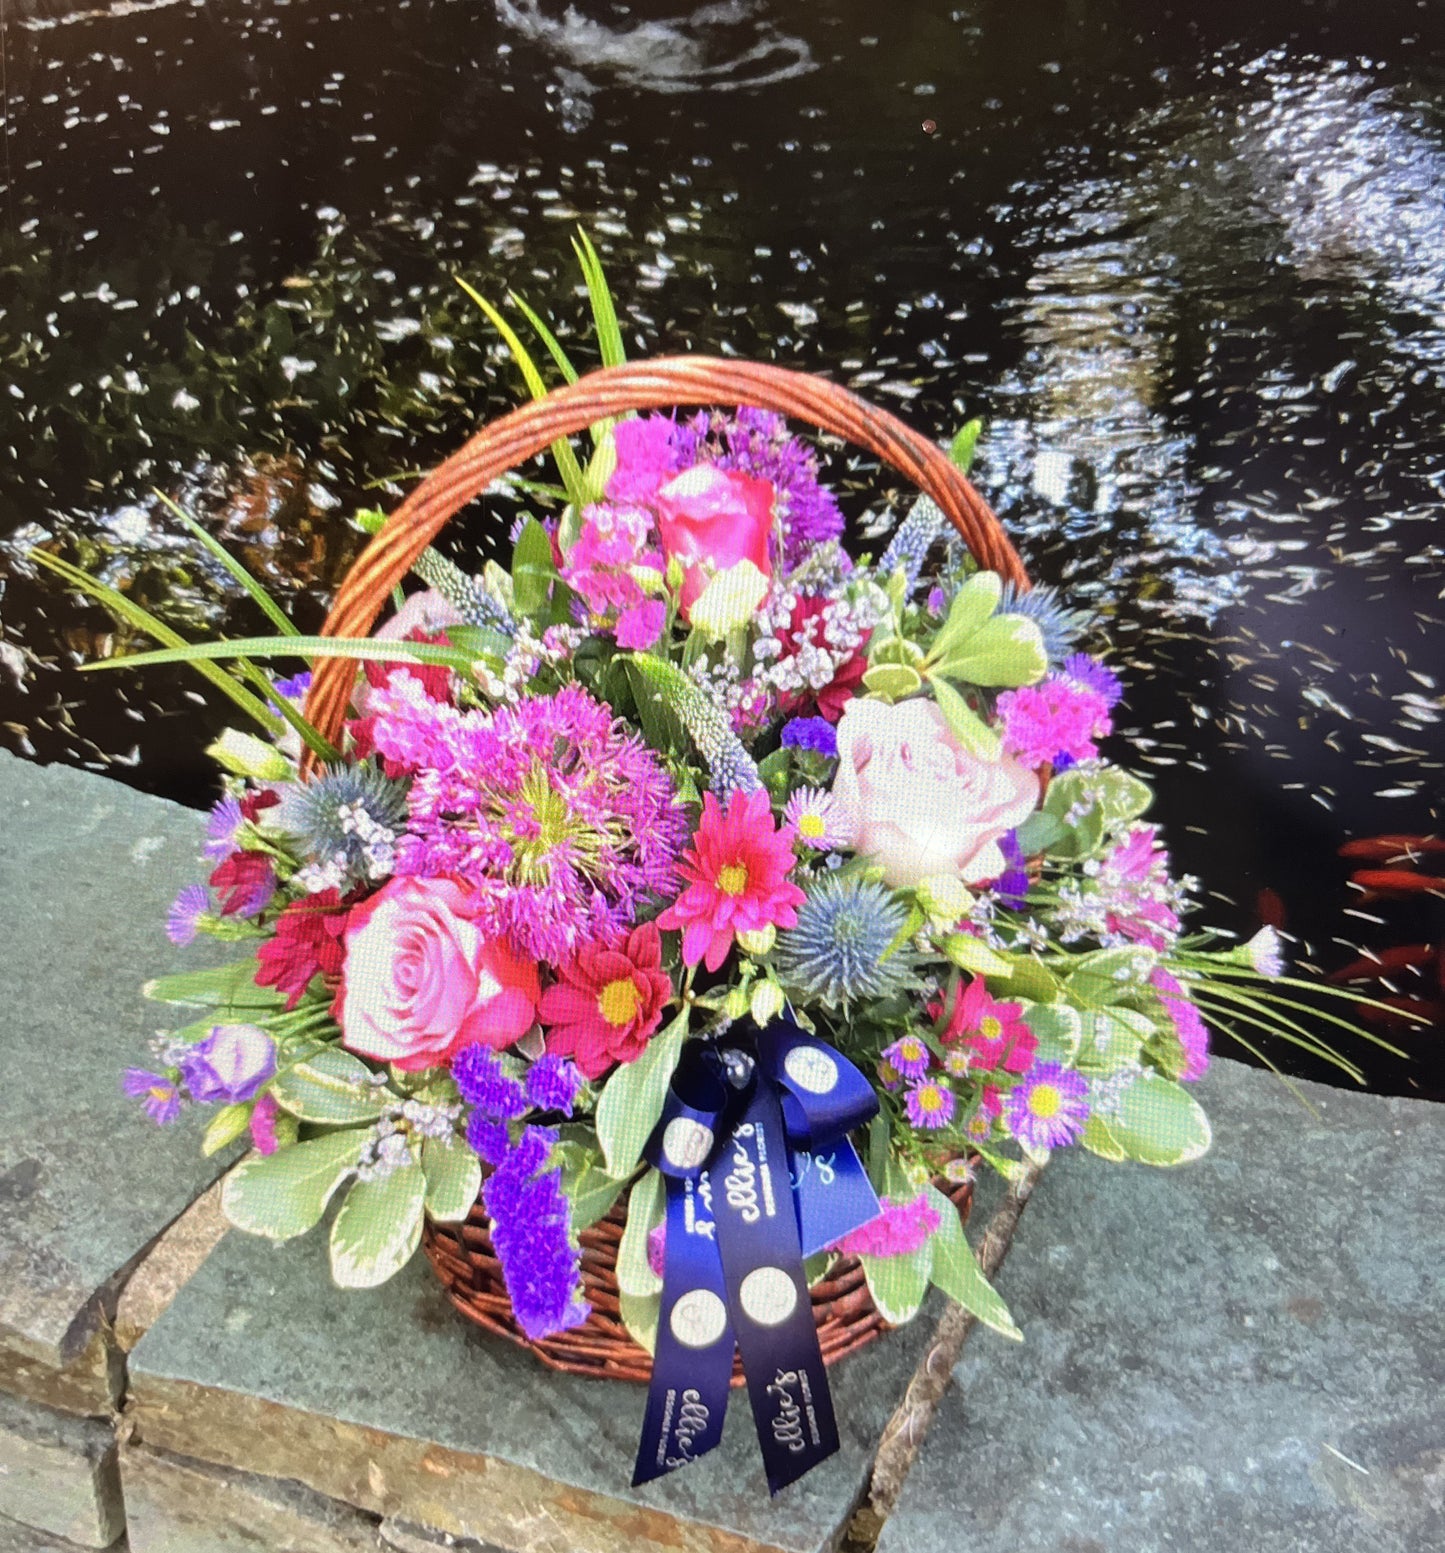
xmin=524 ymin=1054 xmax=584 ymax=1117
xmin=883 ymin=1034 xmax=932 ymax=1081
xmin=373 ymin=683 xmax=687 ymax=961
xmin=123 ymin=1068 xmax=183 ymax=1125
xmin=1061 ymin=653 xmax=1124 ymax=710
xmin=780 ymin=716 xmax=837 ymax=758
xmin=905 ymin=1078 xmax=956 ymax=1130
xmin=994 ymin=831 xmax=1030 ymax=910
xmin=783 ymin=786 xmax=852 ymax=850
xmin=482 ymin=1124 xmax=590 ymax=1342
xmin=204 ymin=795 xmax=246 ymax=861
xmin=165 ymin=883 xmax=209 ymax=946
xmin=177 ymin=1024 xmax=276 ymax=1104
xmin=1005 ymin=1062 xmax=1090 ymax=1150
xmin=453 ymin=1046 xmax=527 ymax=1120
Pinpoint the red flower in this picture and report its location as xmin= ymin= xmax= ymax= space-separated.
xmin=775 ymin=596 xmax=871 ymax=724
xmin=209 ymin=851 xmax=276 ymax=918
xmin=931 ymin=977 xmax=1035 ymax=1075
xmin=255 ymin=889 xmax=350 ymax=1010
xmin=538 ymin=921 xmax=672 ymax=1079
xmin=240 ymin=788 xmax=281 ymax=824
xmin=656 ymin=789 xmax=807 ymax=972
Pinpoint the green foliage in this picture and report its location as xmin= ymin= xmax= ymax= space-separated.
xmin=859 ymin=1242 xmax=933 ymax=1325
xmin=510 ymin=516 xmax=559 ymax=619
xmin=329 ymin=1158 xmax=427 ymax=1288
xmin=1082 ymin=1075 xmax=1211 ymax=1166
xmin=201 ymin=1102 xmax=251 ymax=1157
xmin=556 ymin=1140 xmax=629 ymax=1233
xmin=616 ymin=1169 xmax=665 ymax=1298
xmin=928 ymin=675 xmax=1001 ymax=760
xmin=271 ymin=1046 xmax=390 ymax=1125
xmin=594 ymin=1008 xmax=688 ymax=1178
xmin=221 ymin=1130 xmax=362 ymax=1240
xmin=421 ymin=1134 xmax=483 ymax=1223
xmin=143 ymin=957 xmax=285 ymax=1015
xmin=949 ymin=418 xmax=983 ymax=473
xmin=618 ymin=1290 xmax=661 ymax=1355
xmin=923 ymin=1184 xmax=1021 ymax=1340
xmin=927 ymin=572 xmax=1001 ymax=663
xmin=933 ymin=613 xmax=1047 ymax=689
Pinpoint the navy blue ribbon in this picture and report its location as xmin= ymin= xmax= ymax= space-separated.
xmin=632 ymin=1013 xmax=881 ymax=1495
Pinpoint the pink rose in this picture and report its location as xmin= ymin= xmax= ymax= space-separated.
xmin=830 ymin=698 xmax=1040 ymax=888
xmin=338 ymin=878 xmax=539 ymax=1070
xmin=654 ymin=464 xmax=774 ymax=614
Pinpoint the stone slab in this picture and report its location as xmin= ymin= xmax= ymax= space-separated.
xmin=127 ymin=1223 xmax=946 ymax=1553
xmin=0 ymin=1391 xmax=124 ymax=1547
xmin=0 ymin=1511 xmax=121 ymax=1553
xmin=876 ymin=1057 xmax=1445 ymax=1553
xmin=0 ymin=751 xmax=236 ymax=1408
xmin=122 ymin=1442 xmax=388 ymax=1553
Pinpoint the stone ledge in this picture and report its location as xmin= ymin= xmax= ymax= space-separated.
xmin=875 ymin=1058 xmax=1445 ymax=1553
xmin=0 ymin=751 xmax=238 ymax=1414
xmin=0 ymin=1390 xmax=124 ymax=1548
xmin=0 ymin=1510 xmax=122 ymax=1553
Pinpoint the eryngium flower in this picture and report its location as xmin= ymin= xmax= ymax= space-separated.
xmin=775 ymin=875 xmax=912 ymax=1009
xmin=997 ymin=582 xmax=1091 ymax=666
xmin=276 ymin=762 xmax=409 ymax=886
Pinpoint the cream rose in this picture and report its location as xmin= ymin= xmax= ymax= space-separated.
xmin=338 ymin=877 xmax=539 ymax=1069
xmin=830 ymin=698 xmax=1040 ymax=888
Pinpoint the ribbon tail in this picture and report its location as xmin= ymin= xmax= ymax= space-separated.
xmin=791 ymin=1137 xmax=881 ymax=1259
xmin=713 ymin=1083 xmax=840 ymax=1496
xmin=632 ymin=1172 xmax=734 ymax=1487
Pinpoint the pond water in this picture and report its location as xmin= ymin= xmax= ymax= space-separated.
xmin=1 ymin=0 xmax=1441 ymax=1094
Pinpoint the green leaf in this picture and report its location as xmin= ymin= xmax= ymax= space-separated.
xmin=1046 ymin=767 xmax=1154 ymax=831
xmin=421 ymin=1134 xmax=482 ymax=1223
xmin=942 ymin=933 xmax=1013 ymax=980
xmin=271 ymin=1047 xmax=390 ymax=1125
xmin=153 ymin=491 xmax=299 ymax=637
xmin=508 ymin=292 xmax=580 ymax=384
xmin=929 ymin=675 xmax=1001 ymax=760
xmin=511 ymin=516 xmax=558 ymax=619
xmin=1078 ymin=1010 xmax=1148 ymax=1071
xmin=1067 ymin=947 xmax=1158 ymax=1012
xmin=79 ymin=634 xmax=476 ymax=677
xmin=1013 ymin=808 xmax=1066 ymax=856
xmin=1002 ymin=956 xmax=1063 ymax=1002
xmin=616 ymin=1169 xmax=665 ymax=1298
xmin=859 ymin=1242 xmax=933 ymax=1325
xmin=221 ymin=1130 xmax=362 ymax=1240
xmin=924 ymin=1184 xmax=1021 ymax=1340
xmin=927 ymin=572 xmax=1001 ymax=663
xmin=1080 ymin=1114 xmax=1130 ymax=1163
xmin=1021 ymin=1001 xmax=1083 ymax=1063
xmin=143 ymin=958 xmax=284 ymax=1014
xmin=949 ymin=419 xmax=983 ymax=473
xmin=573 ymin=228 xmax=627 ymax=368
xmin=1088 ymin=1075 xmax=1211 ymax=1167
xmin=557 ymin=1143 xmax=629 ymax=1233
xmin=618 ymin=1290 xmax=661 ymax=1356
xmin=329 ymin=1157 xmax=426 ymax=1288
xmin=201 ymin=1102 xmax=251 ymax=1157
xmin=595 ymin=1010 xmax=689 ymax=1179
xmin=935 ymin=614 xmax=1047 ymax=689
xmin=206 ymin=728 xmax=292 ymax=782
xmin=863 ymin=663 xmax=924 ymax=701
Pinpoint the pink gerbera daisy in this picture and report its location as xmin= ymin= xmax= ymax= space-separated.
xmin=656 ymin=789 xmax=806 ymax=972
xmin=932 ymin=977 xmax=1035 ymax=1076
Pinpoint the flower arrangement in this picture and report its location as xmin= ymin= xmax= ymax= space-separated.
xmin=51 ymin=241 xmax=1396 ymax=1494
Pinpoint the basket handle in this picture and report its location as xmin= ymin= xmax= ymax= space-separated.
xmin=301 ymin=356 xmax=1028 ymax=752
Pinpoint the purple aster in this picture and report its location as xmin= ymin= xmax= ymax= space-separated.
xmin=905 ymin=1078 xmax=956 ymax=1130
xmin=203 ymin=795 xmax=246 ymax=861
xmin=524 ymin=1054 xmax=584 ymax=1116
xmin=123 ymin=1068 xmax=183 ymax=1125
xmin=780 ymin=716 xmax=837 ymax=758
xmin=375 ymin=683 xmax=687 ymax=961
xmin=1061 ymin=653 xmax=1124 ymax=710
xmin=165 ymin=883 xmax=209 ymax=946
xmin=993 ymin=831 xmax=1030 ymax=910
xmin=883 ymin=1034 xmax=932 ymax=1081
xmin=270 ymin=670 xmax=313 ymax=707
xmin=1005 ymin=1062 xmax=1090 ymax=1151
xmin=453 ymin=1046 xmax=527 ymax=1119
xmin=482 ymin=1123 xmax=590 ymax=1342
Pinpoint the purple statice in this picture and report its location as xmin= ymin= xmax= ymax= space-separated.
xmin=271 ymin=670 xmax=313 ymax=707
xmin=204 ymin=795 xmax=246 ymax=861
xmin=165 ymin=883 xmax=209 ymax=946
xmin=1005 ymin=1063 xmax=1090 ymax=1151
xmin=993 ymin=831 xmax=1030 ymax=910
xmin=674 ymin=407 xmax=844 ymax=569
xmin=466 ymin=1112 xmax=512 ymax=1166
xmin=1061 ymin=653 xmax=1124 ymax=711
xmin=482 ymin=1125 xmax=590 ymax=1342
xmin=453 ymin=1046 xmax=528 ymax=1120
xmin=380 ymin=683 xmax=687 ymax=961
xmin=524 ymin=1054 xmax=583 ymax=1116
xmin=123 ymin=1068 xmax=183 ymax=1125
xmin=780 ymin=716 xmax=838 ymax=758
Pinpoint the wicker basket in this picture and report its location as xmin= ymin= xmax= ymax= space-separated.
xmin=299 ymin=357 xmax=1030 ymax=1382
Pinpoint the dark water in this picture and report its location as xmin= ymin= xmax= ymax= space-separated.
xmin=1 ymin=0 xmax=1442 ymax=1094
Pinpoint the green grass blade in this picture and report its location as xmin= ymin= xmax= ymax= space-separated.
xmin=152 ymin=491 xmax=298 ymax=636
xmin=30 ymin=550 xmax=284 ymax=735
xmin=572 ymin=229 xmax=626 ymax=368
xmin=1200 ymin=1014 xmax=1324 ymax=1115
xmin=236 ymin=663 xmax=340 ymax=763
xmin=454 ymin=276 xmax=589 ymax=508
xmin=76 ymin=634 xmax=478 ymax=676
xmin=509 ymin=292 xmax=580 ymax=384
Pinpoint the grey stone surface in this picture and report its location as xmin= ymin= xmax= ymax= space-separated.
xmin=876 ymin=1057 xmax=1445 ymax=1553
xmin=0 ymin=1511 xmax=122 ymax=1553
xmin=122 ymin=1442 xmax=387 ymax=1553
xmin=128 ymin=1224 xmax=945 ymax=1553
xmin=0 ymin=751 xmax=236 ymax=1408
xmin=0 ymin=1391 xmax=124 ymax=1547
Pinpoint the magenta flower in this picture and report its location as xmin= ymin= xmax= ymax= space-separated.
xmin=655 ymin=789 xmax=807 ymax=972
xmin=561 ymin=502 xmax=665 ymax=633
xmin=832 ymin=1193 xmax=942 ymax=1259
xmin=615 ymin=598 xmax=666 ymax=650
xmin=1097 ymin=825 xmax=1182 ymax=949
xmin=882 ymin=1034 xmax=932 ymax=1082
xmin=905 ymin=1078 xmax=956 ymax=1130
xmin=997 ymin=674 xmax=1113 ymax=767
xmin=123 ymin=1068 xmax=183 ymax=1125
xmin=249 ymin=1092 xmax=280 ymax=1155
xmin=1005 ymin=1063 xmax=1090 ymax=1150
xmin=1150 ymin=967 xmax=1210 ymax=1080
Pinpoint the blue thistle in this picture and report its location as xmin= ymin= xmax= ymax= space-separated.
xmin=775 ymin=876 xmax=914 ymax=1010
xmin=997 ymin=582 xmax=1092 ymax=667
xmin=276 ymin=762 xmax=409 ymax=884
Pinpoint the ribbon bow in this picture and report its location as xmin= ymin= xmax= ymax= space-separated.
xmin=632 ymin=1012 xmax=881 ymax=1494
